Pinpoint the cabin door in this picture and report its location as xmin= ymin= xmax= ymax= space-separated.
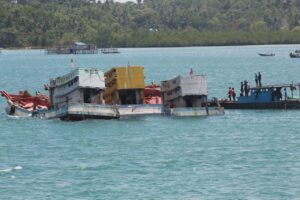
xmin=83 ymin=89 xmax=92 ymax=103
xmin=186 ymin=98 xmax=193 ymax=107
xmin=184 ymin=96 xmax=194 ymax=107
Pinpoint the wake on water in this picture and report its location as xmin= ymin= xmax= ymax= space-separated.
xmin=0 ymin=165 xmax=23 ymax=173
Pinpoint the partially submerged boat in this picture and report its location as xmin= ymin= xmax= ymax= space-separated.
xmin=104 ymin=66 xmax=163 ymax=117
xmin=48 ymin=67 xmax=119 ymax=120
xmin=1 ymin=66 xmax=225 ymax=120
xmin=1 ymin=68 xmax=119 ymax=120
xmin=161 ymin=74 xmax=224 ymax=117
xmin=216 ymin=83 xmax=300 ymax=109
xmin=0 ymin=90 xmax=50 ymax=117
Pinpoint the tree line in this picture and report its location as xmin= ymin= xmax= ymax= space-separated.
xmin=1 ymin=0 xmax=300 ymax=48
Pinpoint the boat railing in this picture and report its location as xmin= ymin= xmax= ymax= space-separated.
xmin=117 ymin=104 xmax=162 ymax=109
xmin=67 ymin=102 xmax=117 ymax=109
xmin=172 ymin=107 xmax=222 ymax=111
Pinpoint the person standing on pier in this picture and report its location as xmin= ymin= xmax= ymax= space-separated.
xmin=258 ymin=72 xmax=262 ymax=87
xmin=255 ymin=73 xmax=258 ymax=87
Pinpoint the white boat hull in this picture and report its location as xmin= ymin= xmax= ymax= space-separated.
xmin=59 ymin=103 xmax=119 ymax=120
xmin=5 ymin=100 xmax=33 ymax=117
xmin=169 ymin=107 xmax=224 ymax=117
xmin=4 ymin=100 xmax=223 ymax=120
xmin=118 ymin=104 xmax=163 ymax=117
xmin=5 ymin=102 xmax=119 ymax=120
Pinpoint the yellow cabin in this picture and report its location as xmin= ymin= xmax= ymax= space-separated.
xmin=104 ymin=66 xmax=145 ymax=105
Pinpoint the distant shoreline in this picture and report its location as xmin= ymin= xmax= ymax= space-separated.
xmin=1 ymin=43 xmax=300 ymax=50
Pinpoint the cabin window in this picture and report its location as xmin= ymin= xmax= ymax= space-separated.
xmin=84 ymin=92 xmax=91 ymax=103
xmin=175 ymin=87 xmax=180 ymax=92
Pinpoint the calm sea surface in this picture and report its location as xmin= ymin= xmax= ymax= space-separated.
xmin=0 ymin=45 xmax=300 ymax=199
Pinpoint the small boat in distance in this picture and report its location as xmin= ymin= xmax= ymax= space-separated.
xmin=101 ymin=48 xmax=120 ymax=54
xmin=258 ymin=53 xmax=275 ymax=57
xmin=290 ymin=50 xmax=300 ymax=58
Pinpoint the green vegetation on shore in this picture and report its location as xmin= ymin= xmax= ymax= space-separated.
xmin=1 ymin=0 xmax=300 ymax=48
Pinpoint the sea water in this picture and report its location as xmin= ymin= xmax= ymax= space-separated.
xmin=0 ymin=45 xmax=299 ymax=199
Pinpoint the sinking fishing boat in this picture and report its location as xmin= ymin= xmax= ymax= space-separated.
xmin=48 ymin=68 xmax=120 ymax=120
xmin=1 ymin=68 xmax=119 ymax=120
xmin=0 ymin=90 xmax=50 ymax=117
xmin=161 ymin=74 xmax=224 ymax=117
xmin=1 ymin=66 xmax=225 ymax=120
xmin=215 ymin=83 xmax=300 ymax=109
xmin=104 ymin=66 xmax=163 ymax=117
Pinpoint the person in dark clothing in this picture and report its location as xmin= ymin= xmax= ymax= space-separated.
xmin=246 ymin=84 xmax=250 ymax=96
xmin=232 ymin=88 xmax=236 ymax=101
xmin=255 ymin=73 xmax=258 ymax=87
xmin=258 ymin=72 xmax=262 ymax=87
xmin=244 ymin=80 xmax=249 ymax=96
xmin=240 ymin=82 xmax=244 ymax=96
